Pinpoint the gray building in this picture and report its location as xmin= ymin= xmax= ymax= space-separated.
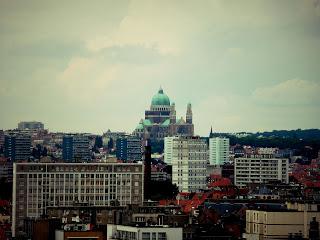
xmin=234 ymin=155 xmax=289 ymax=187
xmin=12 ymin=162 xmax=144 ymax=237
xmin=116 ymin=136 xmax=142 ymax=161
xmin=18 ymin=121 xmax=44 ymax=130
xmin=62 ymin=134 xmax=91 ymax=162
xmin=4 ymin=134 xmax=31 ymax=161
xmin=171 ymin=136 xmax=208 ymax=192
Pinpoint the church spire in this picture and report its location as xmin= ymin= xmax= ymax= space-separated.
xmin=209 ymin=126 xmax=214 ymax=138
xmin=170 ymin=102 xmax=176 ymax=124
xmin=186 ymin=103 xmax=192 ymax=124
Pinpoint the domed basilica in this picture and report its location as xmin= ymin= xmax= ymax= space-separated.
xmin=133 ymin=88 xmax=194 ymax=140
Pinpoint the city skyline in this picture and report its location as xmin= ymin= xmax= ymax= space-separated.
xmin=1 ymin=1 xmax=320 ymax=135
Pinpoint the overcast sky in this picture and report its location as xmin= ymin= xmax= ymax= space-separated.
xmin=1 ymin=0 xmax=320 ymax=135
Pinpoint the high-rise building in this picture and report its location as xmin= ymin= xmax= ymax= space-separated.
xmin=12 ymin=162 xmax=144 ymax=237
xmin=62 ymin=134 xmax=91 ymax=162
xmin=133 ymin=88 xmax=194 ymax=140
xmin=18 ymin=121 xmax=44 ymax=130
xmin=116 ymin=136 xmax=142 ymax=161
xmin=209 ymin=137 xmax=230 ymax=165
xmin=234 ymin=155 xmax=289 ymax=187
xmin=164 ymin=136 xmax=179 ymax=165
xmin=171 ymin=136 xmax=208 ymax=192
xmin=4 ymin=134 xmax=31 ymax=161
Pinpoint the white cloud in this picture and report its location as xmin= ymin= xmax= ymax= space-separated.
xmin=85 ymin=6 xmax=182 ymax=56
xmin=253 ymin=79 xmax=320 ymax=105
xmin=57 ymin=57 xmax=120 ymax=101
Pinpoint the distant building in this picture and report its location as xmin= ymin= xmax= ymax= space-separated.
xmin=209 ymin=137 xmax=230 ymax=165
xmin=62 ymin=134 xmax=91 ymax=162
xmin=0 ymin=130 xmax=4 ymax=148
xmin=256 ymin=147 xmax=279 ymax=155
xmin=234 ymin=155 xmax=289 ymax=187
xmin=133 ymin=88 xmax=194 ymax=140
xmin=12 ymin=162 xmax=144 ymax=237
xmin=18 ymin=121 xmax=44 ymax=130
xmin=102 ymin=130 xmax=126 ymax=148
xmin=4 ymin=134 xmax=31 ymax=161
xmin=116 ymin=136 xmax=142 ymax=161
xmin=0 ymin=159 xmax=13 ymax=182
xmin=55 ymin=230 xmax=104 ymax=240
xmin=244 ymin=208 xmax=320 ymax=239
xmin=164 ymin=136 xmax=179 ymax=165
xmin=172 ymin=136 xmax=208 ymax=192
xmin=106 ymin=224 xmax=183 ymax=240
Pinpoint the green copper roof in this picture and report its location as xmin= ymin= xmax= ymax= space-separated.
xmin=143 ymin=119 xmax=153 ymax=126
xmin=151 ymin=88 xmax=170 ymax=106
xmin=162 ymin=119 xmax=170 ymax=126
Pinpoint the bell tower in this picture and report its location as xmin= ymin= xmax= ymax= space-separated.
xmin=186 ymin=103 xmax=192 ymax=124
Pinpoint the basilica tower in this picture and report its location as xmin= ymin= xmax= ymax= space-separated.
xmin=186 ymin=103 xmax=192 ymax=124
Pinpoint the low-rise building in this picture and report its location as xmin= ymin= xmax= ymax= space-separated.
xmin=106 ymin=224 xmax=183 ymax=240
xmin=244 ymin=209 xmax=320 ymax=239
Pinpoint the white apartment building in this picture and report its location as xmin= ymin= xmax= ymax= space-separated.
xmin=12 ymin=162 xmax=144 ymax=237
xmin=172 ymin=137 xmax=208 ymax=192
xmin=164 ymin=136 xmax=179 ymax=165
xmin=106 ymin=224 xmax=183 ymax=240
xmin=234 ymin=155 xmax=289 ymax=187
xmin=209 ymin=137 xmax=230 ymax=165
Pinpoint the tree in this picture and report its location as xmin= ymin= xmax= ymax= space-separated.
xmin=148 ymin=180 xmax=179 ymax=201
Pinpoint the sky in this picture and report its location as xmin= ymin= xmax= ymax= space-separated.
xmin=0 ymin=0 xmax=320 ymax=136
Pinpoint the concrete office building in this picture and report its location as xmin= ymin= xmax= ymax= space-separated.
xmin=4 ymin=134 xmax=31 ymax=161
xmin=18 ymin=121 xmax=44 ymax=130
xmin=62 ymin=134 xmax=91 ymax=162
xmin=172 ymin=136 xmax=208 ymax=192
xmin=12 ymin=162 xmax=144 ymax=237
xmin=164 ymin=136 xmax=178 ymax=165
xmin=116 ymin=136 xmax=142 ymax=161
xmin=234 ymin=155 xmax=289 ymax=187
xmin=209 ymin=137 xmax=230 ymax=165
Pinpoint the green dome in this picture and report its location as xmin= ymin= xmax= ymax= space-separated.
xmin=151 ymin=88 xmax=170 ymax=106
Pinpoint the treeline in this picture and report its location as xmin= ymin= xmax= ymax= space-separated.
xmin=253 ymin=129 xmax=320 ymax=140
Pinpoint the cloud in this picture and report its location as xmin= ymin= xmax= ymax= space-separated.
xmin=253 ymin=79 xmax=320 ymax=105
xmin=57 ymin=57 xmax=120 ymax=101
xmin=85 ymin=10 xmax=181 ymax=56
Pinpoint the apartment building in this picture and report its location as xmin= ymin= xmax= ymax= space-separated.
xmin=172 ymin=136 xmax=208 ymax=192
xmin=62 ymin=134 xmax=91 ymax=162
xmin=116 ymin=136 xmax=142 ymax=161
xmin=234 ymin=155 xmax=289 ymax=187
xmin=244 ymin=209 xmax=320 ymax=239
xmin=209 ymin=137 xmax=230 ymax=165
xmin=4 ymin=134 xmax=31 ymax=161
xmin=12 ymin=162 xmax=144 ymax=237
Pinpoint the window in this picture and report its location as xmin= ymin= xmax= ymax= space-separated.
xmin=152 ymin=233 xmax=156 ymax=240
xmin=142 ymin=232 xmax=150 ymax=240
xmin=158 ymin=232 xmax=167 ymax=240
